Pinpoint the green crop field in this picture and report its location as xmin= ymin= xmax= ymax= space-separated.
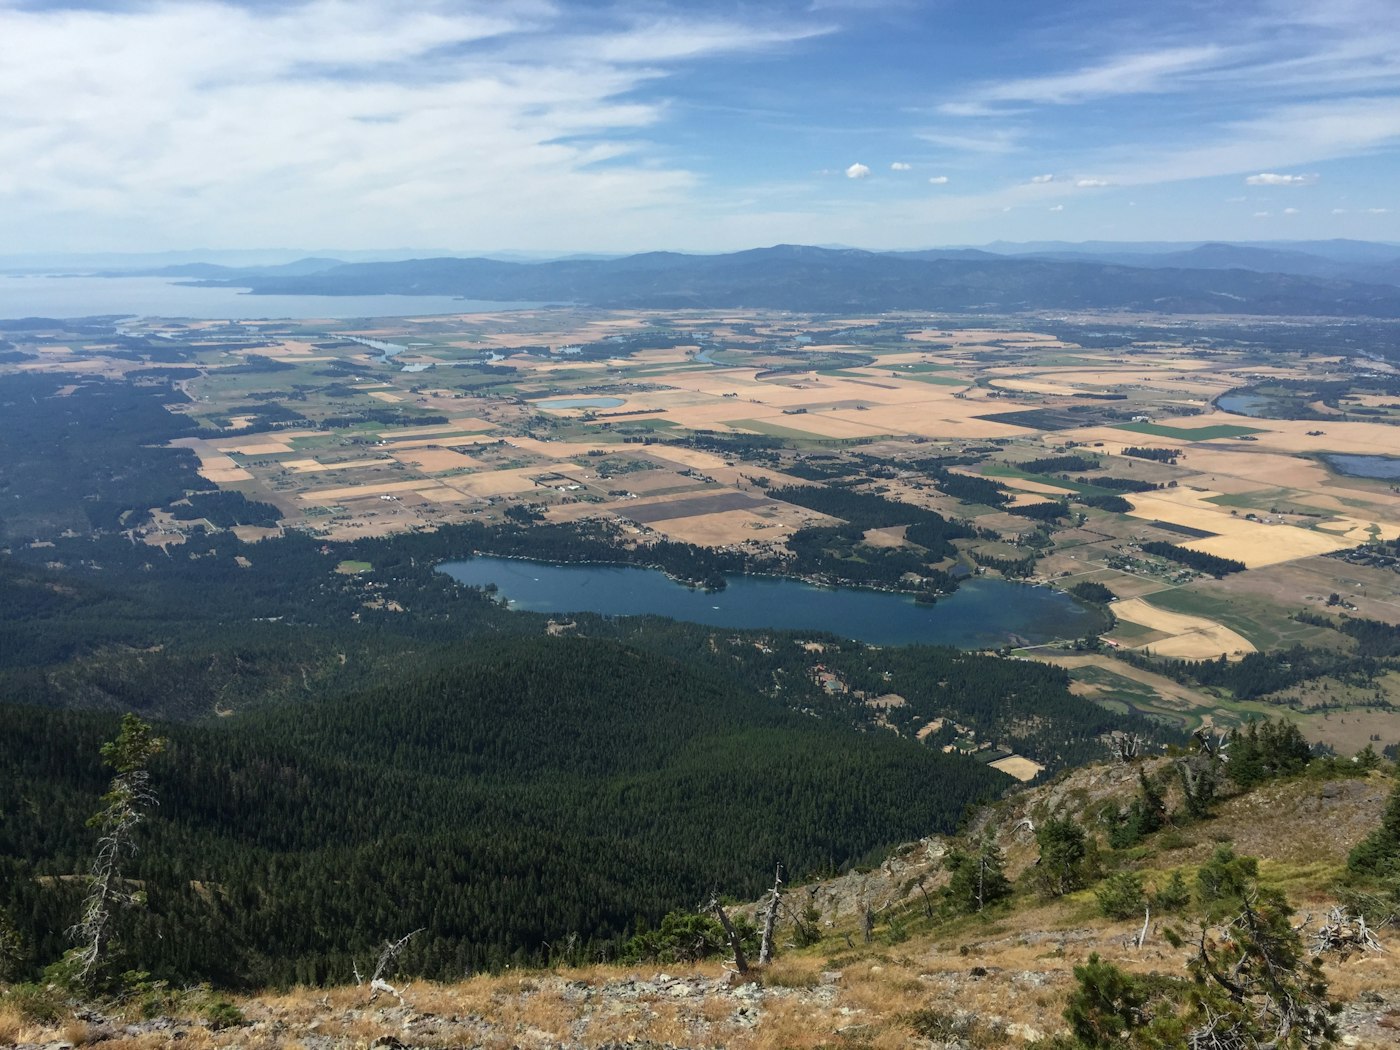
xmin=1115 ymin=421 xmax=1266 ymax=440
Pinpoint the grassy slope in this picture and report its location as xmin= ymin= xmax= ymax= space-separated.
xmin=7 ymin=759 xmax=1399 ymax=1048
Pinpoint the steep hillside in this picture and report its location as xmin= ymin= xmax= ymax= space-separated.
xmin=6 ymin=752 xmax=1400 ymax=1048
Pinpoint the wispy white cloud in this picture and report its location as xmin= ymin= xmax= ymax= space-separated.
xmin=1073 ymin=97 xmax=1400 ymax=190
xmin=890 ymin=161 xmax=911 ymax=171
xmin=0 ymin=1 xmax=825 ymax=250
xmin=845 ymin=162 xmax=872 ymax=179
xmin=1048 ymin=203 xmax=1064 ymax=211
xmin=1245 ymin=172 xmax=1318 ymax=185
xmin=1075 ymin=178 xmax=1110 ymax=188
xmin=916 ymin=128 xmax=1021 ymax=154
xmin=927 ymin=175 xmax=949 ymax=184
xmin=941 ymin=46 xmax=1223 ymax=113
xmin=1029 ymin=174 xmax=1054 ymax=183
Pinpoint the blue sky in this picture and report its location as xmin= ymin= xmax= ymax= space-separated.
xmin=2 ymin=0 xmax=1398 ymax=253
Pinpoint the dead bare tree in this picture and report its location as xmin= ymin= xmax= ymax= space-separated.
xmin=361 ymin=928 xmax=424 ymax=1005
xmin=757 ymin=863 xmax=783 ymax=965
xmin=1313 ymin=907 xmax=1386 ymax=961
xmin=915 ymin=875 xmax=934 ymax=919
xmin=1192 ymin=727 xmax=1231 ymax=763
xmin=705 ymin=896 xmax=748 ymax=975
xmin=1135 ymin=904 xmax=1151 ymax=949
xmin=68 ymin=714 xmax=165 ymax=988
xmin=1110 ymin=732 xmax=1143 ymax=763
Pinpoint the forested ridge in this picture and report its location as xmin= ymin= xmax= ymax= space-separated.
xmin=0 ymin=639 xmax=1010 ymax=986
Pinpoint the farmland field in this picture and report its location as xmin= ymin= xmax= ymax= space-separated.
xmin=6 ymin=305 xmax=1400 ymax=749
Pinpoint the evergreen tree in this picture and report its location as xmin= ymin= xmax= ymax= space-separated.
xmin=1095 ymin=872 xmax=1146 ymax=920
xmin=1174 ymin=886 xmax=1337 ymax=1048
xmin=66 ymin=713 xmax=165 ymax=989
xmin=1195 ymin=845 xmax=1259 ymax=920
xmin=1177 ymin=758 xmax=1218 ymax=821
xmin=1149 ymin=870 xmax=1191 ymax=914
xmin=1229 ymin=720 xmax=1312 ymax=788
xmin=0 ymin=909 xmax=25 ymax=981
xmin=1348 ymin=780 xmax=1400 ymax=881
xmin=1033 ymin=817 xmax=1091 ymax=898
xmin=1108 ymin=771 xmax=1166 ymax=848
xmin=1059 ymin=857 xmax=1338 ymax=1049
xmin=1063 ymin=952 xmax=1147 ymax=1048
xmin=942 ymin=838 xmax=1011 ymax=914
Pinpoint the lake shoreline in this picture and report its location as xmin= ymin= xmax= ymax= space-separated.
xmin=437 ymin=553 xmax=1105 ymax=649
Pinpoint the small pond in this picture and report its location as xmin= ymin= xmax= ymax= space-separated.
xmin=1322 ymin=454 xmax=1400 ymax=481
xmin=1217 ymin=393 xmax=1285 ymax=418
xmin=534 ymin=396 xmax=626 ymax=409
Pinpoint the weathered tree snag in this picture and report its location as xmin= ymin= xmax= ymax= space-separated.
xmin=1110 ymin=732 xmax=1143 ymax=763
xmin=366 ymin=928 xmax=424 ymax=1005
xmin=1313 ymin=907 xmax=1386 ymax=960
xmin=758 ymin=863 xmax=783 ymax=965
xmin=707 ymin=897 xmax=748 ymax=975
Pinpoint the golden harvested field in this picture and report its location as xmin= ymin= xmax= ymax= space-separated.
xmin=988 ymin=755 xmax=1046 ymax=781
xmin=1122 ymin=490 xmax=1356 ymax=567
xmin=992 ymin=475 xmax=1078 ymax=496
xmin=300 ymin=479 xmax=432 ymax=503
xmin=216 ymin=439 xmax=293 ymax=455
xmin=445 ymin=466 xmax=564 ymax=498
xmin=391 ymin=448 xmax=484 ymax=472
xmin=379 ymin=434 xmax=499 ymax=451
xmin=282 ymin=457 xmax=388 ymax=473
xmin=1110 ymin=596 xmax=1256 ymax=659
xmin=640 ymin=508 xmax=795 ymax=546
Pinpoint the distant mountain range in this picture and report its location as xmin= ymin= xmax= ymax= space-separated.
xmin=168 ymin=242 xmax=1400 ymax=317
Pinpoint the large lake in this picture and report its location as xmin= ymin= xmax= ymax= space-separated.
xmin=0 ymin=275 xmax=539 ymax=321
xmin=438 ymin=555 xmax=1102 ymax=648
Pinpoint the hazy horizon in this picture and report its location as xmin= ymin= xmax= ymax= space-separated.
xmin=5 ymin=237 xmax=1400 ymax=275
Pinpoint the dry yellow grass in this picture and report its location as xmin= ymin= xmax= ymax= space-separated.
xmin=216 ymin=440 xmax=293 ymax=456
xmin=0 ymin=1006 xmax=30 ymax=1047
xmin=988 ymin=755 xmax=1045 ymax=781
xmin=282 ymin=457 xmax=387 ymax=474
xmin=445 ymin=466 xmax=559 ymax=498
xmin=642 ymin=508 xmax=793 ymax=546
xmin=378 ymin=433 xmax=499 ymax=451
xmin=391 ymin=448 xmax=483 ymax=472
xmin=1122 ymin=490 xmax=1354 ymax=568
xmin=299 ymin=479 xmax=436 ymax=503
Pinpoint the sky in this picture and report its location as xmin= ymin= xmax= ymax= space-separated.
xmin=2 ymin=0 xmax=1399 ymax=255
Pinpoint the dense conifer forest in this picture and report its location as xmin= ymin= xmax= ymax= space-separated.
xmin=0 ymin=640 xmax=1015 ymax=986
